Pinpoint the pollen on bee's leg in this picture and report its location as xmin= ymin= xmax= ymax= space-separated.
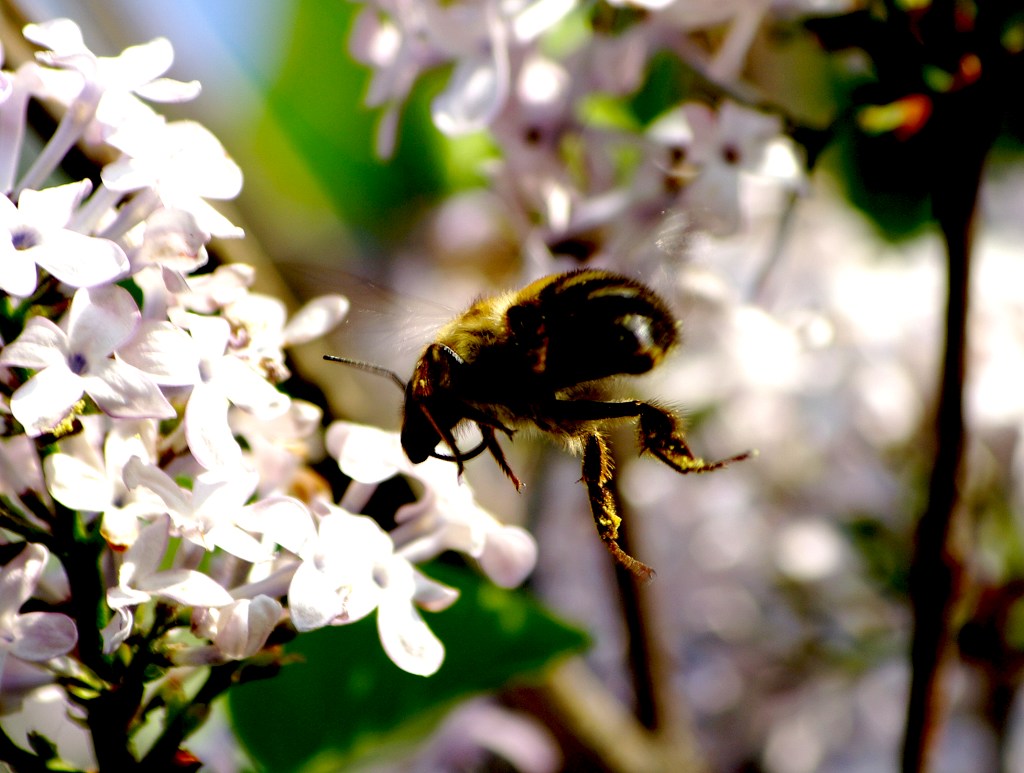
xmin=637 ymin=403 xmax=754 ymax=475
xmin=605 ymin=540 xmax=656 ymax=583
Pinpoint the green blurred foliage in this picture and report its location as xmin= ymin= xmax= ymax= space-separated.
xmin=248 ymin=0 xmax=448 ymax=247
xmin=229 ymin=564 xmax=588 ymax=772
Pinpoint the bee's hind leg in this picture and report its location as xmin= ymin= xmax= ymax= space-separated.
xmin=582 ymin=432 xmax=654 ymax=582
xmin=637 ymin=403 xmax=753 ymax=473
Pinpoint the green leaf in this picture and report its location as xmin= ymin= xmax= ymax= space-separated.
xmin=246 ymin=0 xmax=448 ymax=244
xmin=229 ymin=564 xmax=588 ymax=772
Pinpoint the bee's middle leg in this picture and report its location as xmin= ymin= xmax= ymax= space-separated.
xmin=582 ymin=432 xmax=654 ymax=582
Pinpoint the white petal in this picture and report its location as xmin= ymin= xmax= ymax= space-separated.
xmin=0 ymin=544 xmax=48 ymax=616
xmin=99 ymin=156 xmax=150 ymax=193
xmin=325 ymin=422 xmax=403 ymax=484
xmin=185 ymin=381 xmax=241 ymax=470
xmin=138 ymin=569 xmax=234 ymax=607
xmin=118 ymin=320 xmax=201 ymax=386
xmin=122 ymin=459 xmax=191 ymax=517
xmin=288 ymin=562 xmax=348 ymax=632
xmin=67 ymin=285 xmax=139 ymax=359
xmin=99 ymin=37 xmax=174 ymax=91
xmin=0 ymin=243 xmax=39 ymax=296
xmin=10 ymin=365 xmax=84 ymax=436
xmin=204 ymin=524 xmax=269 ymax=563
xmin=376 ymin=592 xmax=444 ymax=676
xmin=214 ymin=596 xmax=281 ymax=660
xmin=134 ymin=77 xmax=202 ymax=103
xmin=10 ymin=612 xmax=77 ymax=661
xmin=412 ymin=570 xmax=459 ymax=613
xmin=432 ymin=54 xmax=506 ymax=136
xmin=161 ymin=121 xmax=244 ymax=199
xmin=43 ymin=453 xmax=113 ymax=511
xmin=32 ymin=230 xmax=127 ymax=289
xmin=217 ymin=356 xmax=288 ymax=418
xmin=477 ymin=525 xmax=538 ymax=588
xmin=101 ymin=608 xmax=132 ymax=653
xmin=84 ymin=359 xmax=174 ymax=419
xmin=23 ymin=19 xmax=87 ymax=58
xmin=282 ymin=295 xmax=350 ymax=345
xmin=241 ymin=497 xmax=316 ymax=555
xmin=18 ymin=180 xmax=91 ymax=228
xmin=0 ymin=316 xmax=70 ymax=369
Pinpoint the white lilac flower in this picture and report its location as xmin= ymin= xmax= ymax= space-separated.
xmin=326 ymin=422 xmax=538 ymax=588
xmin=43 ymin=418 xmax=164 ymax=548
xmin=0 ymin=180 xmax=129 ymax=296
xmin=125 ymin=207 xmax=210 ymax=274
xmin=101 ymin=516 xmax=235 ymax=653
xmin=223 ymin=292 xmax=349 ymax=382
xmin=122 ymin=457 xmax=270 ymax=563
xmin=287 ymin=502 xmax=456 ymax=676
xmin=177 ymin=263 xmax=256 ymax=315
xmin=648 ymin=100 xmax=802 ymax=236
xmin=101 ymin=119 xmax=244 ymax=239
xmin=231 ymin=399 xmax=324 ymax=497
xmin=174 ymin=313 xmax=290 ymax=470
xmin=17 ymin=18 xmax=200 ymax=193
xmin=0 ymin=544 xmax=78 ymax=684
xmin=0 ymin=285 xmax=175 ymax=436
xmin=350 ymin=0 xmax=576 ymax=156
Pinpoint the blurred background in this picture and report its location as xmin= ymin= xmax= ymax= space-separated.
xmin=4 ymin=1 xmax=1024 ymax=771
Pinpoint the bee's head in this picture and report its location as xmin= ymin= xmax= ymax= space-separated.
xmin=324 ymin=350 xmax=480 ymax=469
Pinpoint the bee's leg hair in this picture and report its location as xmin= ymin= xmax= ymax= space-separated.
xmin=582 ymin=432 xmax=655 ymax=582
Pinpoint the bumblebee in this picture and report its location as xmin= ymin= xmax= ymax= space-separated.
xmin=326 ymin=269 xmax=750 ymax=580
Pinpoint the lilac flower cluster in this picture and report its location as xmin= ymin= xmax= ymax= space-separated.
xmin=349 ymin=0 xmax=827 ymax=281
xmin=0 ymin=17 xmax=536 ymax=766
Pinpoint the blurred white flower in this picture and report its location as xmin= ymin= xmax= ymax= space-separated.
xmin=350 ymin=0 xmax=575 ymax=155
xmin=0 ymin=544 xmax=77 ymax=684
xmin=649 ymin=100 xmax=802 ymax=236
xmin=0 ymin=285 xmax=174 ymax=435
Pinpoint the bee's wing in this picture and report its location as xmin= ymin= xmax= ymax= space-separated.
xmin=278 ymin=262 xmax=453 ymax=369
xmin=276 ymin=262 xmax=456 ymax=427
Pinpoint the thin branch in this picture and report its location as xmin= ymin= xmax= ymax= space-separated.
xmin=901 ymin=7 xmax=1015 ymax=769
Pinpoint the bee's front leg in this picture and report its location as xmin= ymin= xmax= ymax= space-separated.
xmin=582 ymin=432 xmax=654 ymax=582
xmin=636 ymin=404 xmax=753 ymax=473
xmin=480 ymin=425 xmax=522 ymax=490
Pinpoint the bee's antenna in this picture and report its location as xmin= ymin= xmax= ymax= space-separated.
xmin=323 ymin=355 xmax=405 ymax=392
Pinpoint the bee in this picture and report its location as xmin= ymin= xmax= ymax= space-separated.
xmin=326 ymin=269 xmax=751 ymax=580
